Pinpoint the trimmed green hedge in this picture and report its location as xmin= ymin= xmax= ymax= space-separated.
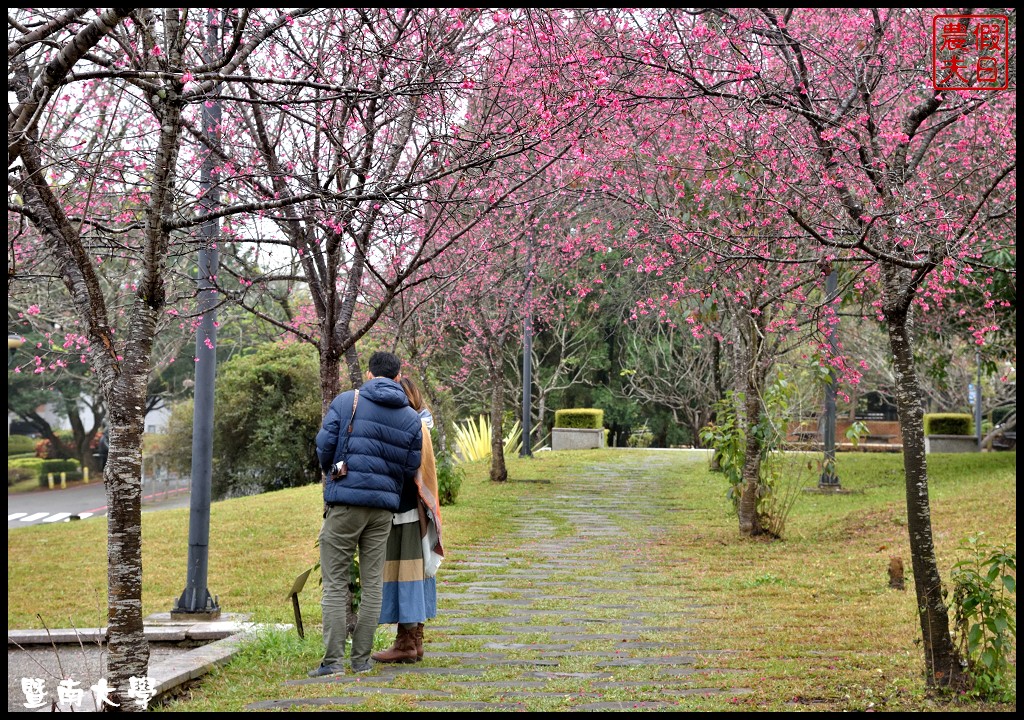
xmin=8 ymin=466 xmax=35 ymax=486
xmin=554 ymin=408 xmax=604 ymax=429
xmin=8 ymin=435 xmax=37 ymax=455
xmin=39 ymin=458 xmax=81 ymax=479
xmin=9 ymin=457 xmax=44 ymax=473
xmin=924 ymin=413 xmax=973 ymax=436
xmin=37 ymin=470 xmax=84 ymax=488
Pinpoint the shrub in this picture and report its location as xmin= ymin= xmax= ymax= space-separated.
xmin=8 ymin=435 xmax=36 ymax=456
xmin=924 ymin=412 xmax=973 ymax=436
xmin=553 ymin=408 xmax=604 ymax=429
xmin=37 ymin=471 xmax=84 ymax=487
xmin=992 ymin=405 xmax=1014 ymax=426
xmin=8 ymin=466 xmax=35 ymax=487
xmin=951 ymin=533 xmax=1016 ymax=702
xmin=627 ymin=423 xmax=654 ymax=448
xmin=34 ymin=430 xmax=75 ymax=459
xmin=699 ymin=375 xmax=800 ymax=538
xmin=435 ymin=451 xmax=464 ymax=506
xmin=163 ymin=341 xmax=323 ymax=500
xmin=39 ymin=458 xmax=80 ymax=479
xmin=9 ymin=457 xmax=44 ymax=474
xmin=699 ymin=395 xmax=745 ymax=510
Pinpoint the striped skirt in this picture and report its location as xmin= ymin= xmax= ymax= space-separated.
xmin=377 ymin=519 xmax=437 ymax=625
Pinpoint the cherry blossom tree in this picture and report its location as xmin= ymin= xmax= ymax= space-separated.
xmin=9 ymin=7 xmax=1014 ymax=700
xmin=195 ymin=9 xmax=596 ymax=415
xmin=577 ymin=7 xmax=1015 ymax=689
xmin=9 ymin=7 xmax=319 ymax=706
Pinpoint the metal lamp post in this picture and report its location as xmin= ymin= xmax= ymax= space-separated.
xmin=172 ymin=10 xmax=220 ymax=618
xmin=818 ymin=269 xmax=841 ymax=489
xmin=520 ymin=234 xmax=533 ymax=458
xmin=974 ymin=347 xmax=983 ymax=449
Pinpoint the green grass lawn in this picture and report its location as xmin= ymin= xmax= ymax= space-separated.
xmin=7 ymin=449 xmax=1016 ymax=711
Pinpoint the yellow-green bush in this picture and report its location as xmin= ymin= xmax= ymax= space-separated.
xmin=553 ymin=408 xmax=604 ymax=429
xmin=924 ymin=413 xmax=973 ymax=436
xmin=7 ymin=435 xmax=36 ymax=455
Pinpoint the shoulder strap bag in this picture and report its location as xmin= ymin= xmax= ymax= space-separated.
xmin=331 ymin=389 xmax=359 ymax=479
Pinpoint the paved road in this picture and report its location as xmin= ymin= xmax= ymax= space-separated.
xmin=8 ymin=478 xmax=191 ymax=529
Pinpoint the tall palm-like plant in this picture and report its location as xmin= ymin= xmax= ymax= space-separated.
xmin=453 ymin=415 xmax=522 ymax=462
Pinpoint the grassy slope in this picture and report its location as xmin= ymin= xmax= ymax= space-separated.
xmin=7 ymin=449 xmax=1016 ymax=711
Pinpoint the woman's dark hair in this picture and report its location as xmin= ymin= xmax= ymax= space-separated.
xmin=400 ymin=376 xmax=424 ymax=412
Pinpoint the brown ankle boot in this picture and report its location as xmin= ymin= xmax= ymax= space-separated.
xmin=371 ymin=625 xmax=418 ymax=664
xmin=414 ymin=623 xmax=424 ymax=661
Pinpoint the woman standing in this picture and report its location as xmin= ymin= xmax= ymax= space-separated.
xmin=372 ymin=376 xmax=444 ymax=663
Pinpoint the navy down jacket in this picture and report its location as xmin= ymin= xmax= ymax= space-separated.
xmin=316 ymin=377 xmax=422 ymax=511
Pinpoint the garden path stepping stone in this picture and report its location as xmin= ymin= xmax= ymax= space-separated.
xmin=252 ymin=455 xmax=751 ymax=711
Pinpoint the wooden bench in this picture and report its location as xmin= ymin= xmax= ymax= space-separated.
xmin=992 ymin=430 xmax=1016 ymax=451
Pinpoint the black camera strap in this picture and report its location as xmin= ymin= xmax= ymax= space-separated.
xmin=339 ymin=388 xmax=359 ymax=463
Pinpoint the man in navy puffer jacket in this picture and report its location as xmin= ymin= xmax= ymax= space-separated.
xmin=310 ymin=351 xmax=422 ymax=676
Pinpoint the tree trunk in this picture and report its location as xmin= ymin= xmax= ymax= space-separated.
xmin=886 ymin=305 xmax=968 ymax=689
xmin=737 ymin=384 xmax=764 ymax=536
xmin=488 ymin=351 xmax=508 ymax=483
xmin=711 ymin=334 xmax=724 ymax=401
xmin=737 ymin=313 xmax=767 ymax=536
xmin=318 ymin=343 xmax=342 ymax=417
xmin=67 ymin=404 xmax=102 ymax=473
xmin=104 ymin=400 xmax=150 ymax=711
xmin=344 ymin=342 xmax=362 ymax=391
xmin=536 ymin=394 xmax=547 ymax=448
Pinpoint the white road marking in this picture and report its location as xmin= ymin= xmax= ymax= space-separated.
xmin=42 ymin=512 xmax=73 ymax=523
xmin=18 ymin=512 xmax=49 ymax=522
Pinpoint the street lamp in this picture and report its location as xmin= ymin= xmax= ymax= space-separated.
xmin=818 ymin=269 xmax=841 ymax=489
xmin=172 ymin=9 xmax=220 ymax=619
xmin=973 ymin=347 xmax=983 ymax=449
xmin=520 ymin=233 xmax=533 ymax=458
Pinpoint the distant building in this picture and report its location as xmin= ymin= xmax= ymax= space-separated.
xmin=855 ymin=390 xmax=899 ymax=421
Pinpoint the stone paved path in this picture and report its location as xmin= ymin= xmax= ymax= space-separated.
xmin=248 ymin=453 xmax=751 ymax=711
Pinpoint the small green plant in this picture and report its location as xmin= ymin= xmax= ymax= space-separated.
xmin=951 ymin=533 xmax=1016 ymax=702
xmin=626 ymin=423 xmax=654 ymax=448
xmin=759 ymin=452 xmax=809 ymax=540
xmin=452 ymin=415 xmax=490 ymax=462
xmin=845 ymin=420 xmax=870 ymax=446
xmin=503 ymin=419 xmax=523 ymax=456
xmin=698 ymin=374 xmax=801 ymax=538
xmin=743 ymin=573 xmax=785 ymax=588
xmin=435 ymin=451 xmax=464 ymax=506
xmin=699 ymin=394 xmax=745 ymax=509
